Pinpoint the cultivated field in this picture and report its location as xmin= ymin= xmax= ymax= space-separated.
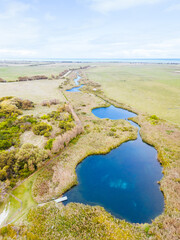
xmin=85 ymin=64 xmax=180 ymax=124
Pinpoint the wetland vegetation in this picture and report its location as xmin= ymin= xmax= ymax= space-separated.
xmin=0 ymin=62 xmax=179 ymax=240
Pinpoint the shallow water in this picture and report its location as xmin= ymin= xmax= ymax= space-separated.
xmin=66 ymin=84 xmax=84 ymax=92
xmin=74 ymin=75 xmax=81 ymax=85
xmin=0 ymin=203 xmax=9 ymax=226
xmin=66 ymin=75 xmax=84 ymax=92
xmin=92 ymin=105 xmax=136 ymax=120
xmin=64 ymin=105 xmax=164 ymax=223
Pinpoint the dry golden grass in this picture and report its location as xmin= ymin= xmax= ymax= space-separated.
xmin=0 ymin=79 xmax=65 ymax=106
xmin=20 ymin=131 xmax=47 ymax=148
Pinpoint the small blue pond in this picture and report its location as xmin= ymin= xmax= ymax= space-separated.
xmin=92 ymin=105 xmax=136 ymax=120
xmin=66 ymin=85 xmax=84 ymax=92
xmin=64 ymin=105 xmax=164 ymax=223
xmin=66 ymin=75 xmax=84 ymax=92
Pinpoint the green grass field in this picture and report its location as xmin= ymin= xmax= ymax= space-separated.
xmin=85 ymin=64 xmax=180 ymax=124
xmin=0 ymin=62 xmax=87 ymax=81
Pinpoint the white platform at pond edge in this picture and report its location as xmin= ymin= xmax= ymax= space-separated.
xmin=54 ymin=196 xmax=68 ymax=203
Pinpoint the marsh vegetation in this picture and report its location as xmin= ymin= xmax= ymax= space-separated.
xmin=0 ymin=64 xmax=179 ymax=240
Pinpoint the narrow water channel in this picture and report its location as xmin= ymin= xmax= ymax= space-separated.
xmin=64 ymin=76 xmax=164 ymax=223
xmin=66 ymin=75 xmax=84 ymax=92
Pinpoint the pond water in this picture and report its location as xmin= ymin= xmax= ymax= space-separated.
xmin=92 ymin=105 xmax=136 ymax=120
xmin=64 ymin=105 xmax=164 ymax=223
xmin=66 ymin=75 xmax=84 ymax=92
xmin=66 ymin=84 xmax=84 ymax=92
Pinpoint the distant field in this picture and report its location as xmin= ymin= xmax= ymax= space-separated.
xmin=0 ymin=79 xmax=66 ymax=115
xmin=85 ymin=64 xmax=180 ymax=124
xmin=0 ymin=62 xmax=86 ymax=81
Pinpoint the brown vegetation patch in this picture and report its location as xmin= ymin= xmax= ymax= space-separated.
xmin=18 ymin=75 xmax=48 ymax=81
xmin=0 ymin=78 xmax=6 ymax=83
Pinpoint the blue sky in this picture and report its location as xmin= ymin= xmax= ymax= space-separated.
xmin=0 ymin=0 xmax=180 ymax=59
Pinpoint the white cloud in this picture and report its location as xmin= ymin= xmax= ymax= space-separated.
xmin=0 ymin=1 xmax=30 ymax=19
xmin=0 ymin=48 xmax=37 ymax=58
xmin=165 ymin=3 xmax=180 ymax=12
xmin=86 ymin=0 xmax=163 ymax=13
xmin=44 ymin=13 xmax=56 ymax=21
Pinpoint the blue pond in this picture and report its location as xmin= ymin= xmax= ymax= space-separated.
xmin=66 ymin=75 xmax=84 ymax=92
xmin=92 ymin=105 xmax=136 ymax=120
xmin=64 ymin=105 xmax=164 ymax=223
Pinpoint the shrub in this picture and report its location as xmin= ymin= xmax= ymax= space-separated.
xmin=0 ymin=78 xmax=6 ymax=82
xmin=0 ymin=118 xmax=21 ymax=150
xmin=0 ymin=150 xmax=16 ymax=180
xmin=0 ymin=100 xmax=22 ymax=115
xmin=0 ymin=140 xmax=12 ymax=150
xmin=21 ymin=116 xmax=37 ymax=124
xmin=45 ymin=138 xmax=55 ymax=150
xmin=32 ymin=122 xmax=52 ymax=136
xmin=41 ymin=100 xmax=50 ymax=107
xmin=59 ymin=120 xmax=75 ymax=132
xmin=18 ymin=75 xmax=48 ymax=81
xmin=149 ymin=115 xmax=160 ymax=125
xmin=49 ymin=99 xmax=60 ymax=105
xmin=15 ymin=144 xmax=49 ymax=174
xmin=150 ymin=115 xmax=159 ymax=120
xmin=13 ymin=98 xmax=34 ymax=110
xmin=41 ymin=115 xmax=50 ymax=120
xmin=0 ymin=96 xmax=13 ymax=102
xmin=20 ymin=123 xmax=31 ymax=132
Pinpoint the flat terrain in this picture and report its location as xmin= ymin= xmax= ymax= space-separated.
xmin=0 ymin=64 xmax=179 ymax=240
xmin=0 ymin=62 xmax=87 ymax=81
xmin=85 ymin=64 xmax=180 ymax=124
xmin=0 ymin=79 xmax=65 ymax=115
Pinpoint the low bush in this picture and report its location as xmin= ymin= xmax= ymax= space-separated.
xmin=13 ymin=98 xmax=34 ymax=110
xmin=59 ymin=120 xmax=75 ymax=132
xmin=15 ymin=143 xmax=49 ymax=173
xmin=32 ymin=122 xmax=52 ymax=136
xmin=45 ymin=138 xmax=55 ymax=150
xmin=41 ymin=115 xmax=50 ymax=120
xmin=49 ymin=99 xmax=60 ymax=105
xmin=41 ymin=99 xmax=60 ymax=106
xmin=0 ymin=78 xmax=6 ymax=82
xmin=0 ymin=144 xmax=49 ymax=182
xmin=150 ymin=115 xmax=159 ymax=120
xmin=18 ymin=75 xmax=48 ymax=81
xmin=149 ymin=115 xmax=160 ymax=125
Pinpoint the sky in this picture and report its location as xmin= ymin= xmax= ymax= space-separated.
xmin=0 ymin=0 xmax=180 ymax=59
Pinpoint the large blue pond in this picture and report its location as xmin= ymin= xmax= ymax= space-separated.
xmin=64 ymin=105 xmax=164 ymax=223
xmin=66 ymin=75 xmax=84 ymax=92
